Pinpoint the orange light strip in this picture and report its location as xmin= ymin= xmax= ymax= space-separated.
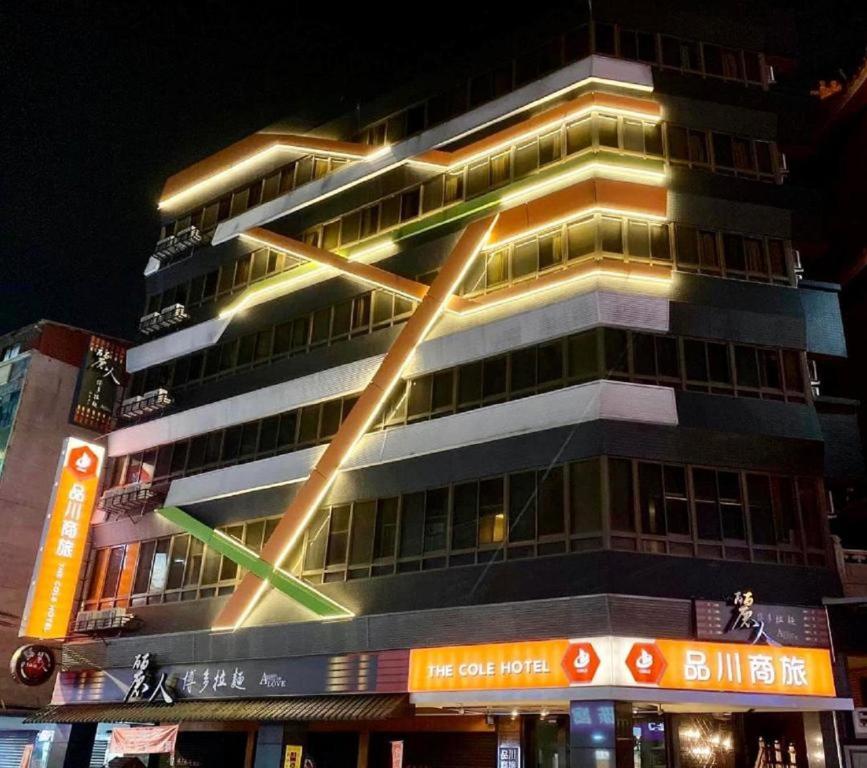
xmin=159 ymin=134 xmax=378 ymax=210
xmin=159 ymin=91 xmax=660 ymax=212
xmin=226 ymin=178 xmax=668 ymax=318
xmin=213 ymin=215 xmax=498 ymax=630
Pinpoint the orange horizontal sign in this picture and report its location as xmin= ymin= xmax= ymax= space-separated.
xmin=409 ymin=640 xmax=575 ymax=692
xmin=647 ymin=639 xmax=836 ymax=698
xmin=21 ymin=438 xmax=104 ymax=639
xmin=409 ymin=636 xmax=837 ymax=698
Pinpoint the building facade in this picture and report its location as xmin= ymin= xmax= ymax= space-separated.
xmin=26 ymin=5 xmax=864 ymax=768
xmin=0 ymin=321 xmax=125 ymax=767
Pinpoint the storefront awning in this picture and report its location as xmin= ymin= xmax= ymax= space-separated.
xmin=25 ymin=694 xmax=410 ymax=724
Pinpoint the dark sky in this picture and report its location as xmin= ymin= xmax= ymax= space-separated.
xmin=1 ymin=2 xmax=864 ymax=340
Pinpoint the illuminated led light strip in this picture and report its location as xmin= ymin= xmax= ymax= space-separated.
xmin=212 ymin=215 xmax=497 ymax=631
xmin=158 ymin=141 xmax=373 ymax=210
xmin=438 ymin=75 xmax=655 ymax=154
xmin=158 ymin=506 xmax=353 ymax=619
xmin=161 ymin=61 xmax=656 ymax=216
xmin=240 ymin=229 xmax=429 ymax=304
xmin=447 ymin=103 xmax=662 ymax=171
xmin=215 ymin=171 xmax=666 ymax=320
xmin=487 ymin=205 xmax=668 ymax=250
xmin=500 ymin=161 xmax=666 ymax=206
xmin=455 ymin=262 xmax=672 ymax=316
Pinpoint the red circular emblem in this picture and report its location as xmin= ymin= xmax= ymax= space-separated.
xmin=10 ymin=645 xmax=56 ymax=686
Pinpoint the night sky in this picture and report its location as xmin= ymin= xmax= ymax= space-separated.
xmin=1 ymin=2 xmax=863 ymax=340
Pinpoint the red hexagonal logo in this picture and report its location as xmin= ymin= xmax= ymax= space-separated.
xmin=67 ymin=445 xmax=99 ymax=479
xmin=625 ymin=642 xmax=667 ymax=685
xmin=561 ymin=642 xmax=601 ymax=684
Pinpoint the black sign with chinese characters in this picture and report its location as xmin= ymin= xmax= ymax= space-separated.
xmin=71 ymin=336 xmax=125 ymax=433
xmin=694 ymin=598 xmax=830 ymax=648
xmin=124 ymin=653 xmax=175 ymax=704
xmin=57 ymin=649 xmax=410 ymax=703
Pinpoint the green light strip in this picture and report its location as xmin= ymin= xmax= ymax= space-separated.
xmin=156 ymin=506 xmax=352 ymax=619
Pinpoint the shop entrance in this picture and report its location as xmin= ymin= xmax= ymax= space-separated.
xmin=153 ymin=731 xmax=248 ymax=767
xmin=369 ymin=731 xmax=497 ymax=768
xmin=633 ymin=710 xmax=809 ymax=768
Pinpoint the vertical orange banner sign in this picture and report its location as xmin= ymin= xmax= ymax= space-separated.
xmin=20 ymin=437 xmax=105 ymax=639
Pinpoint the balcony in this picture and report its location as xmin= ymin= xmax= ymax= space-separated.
xmin=151 ymin=224 xmax=205 ymax=265
xmin=99 ymin=481 xmax=165 ymax=518
xmin=138 ymin=302 xmax=188 ymax=335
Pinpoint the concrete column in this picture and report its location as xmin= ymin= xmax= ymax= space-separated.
xmin=357 ymin=731 xmax=370 ymax=768
xmin=498 ymin=715 xmax=523 ymax=768
xmin=570 ymin=701 xmax=633 ymax=768
xmin=45 ymin=723 xmax=95 ymax=768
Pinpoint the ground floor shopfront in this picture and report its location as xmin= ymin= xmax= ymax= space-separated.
xmin=31 ymin=637 xmax=852 ymax=768
xmin=26 ymin=595 xmax=855 ymax=768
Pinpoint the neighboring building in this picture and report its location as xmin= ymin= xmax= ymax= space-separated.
xmin=0 ymin=321 xmax=126 ymax=767
xmin=25 ymin=4 xmax=864 ymax=768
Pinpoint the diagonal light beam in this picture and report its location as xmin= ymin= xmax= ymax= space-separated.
xmin=212 ymin=214 xmax=498 ymax=631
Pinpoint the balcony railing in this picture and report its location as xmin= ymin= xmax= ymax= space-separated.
xmin=138 ymin=303 xmax=188 ymax=335
xmin=119 ymin=388 xmax=173 ymax=420
xmin=152 ymin=224 xmax=205 ymax=264
xmin=99 ymin=481 xmax=165 ymax=518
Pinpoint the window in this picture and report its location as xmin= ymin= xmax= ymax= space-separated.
xmin=598 ymin=116 xmax=618 ymax=148
xmin=101 ymin=547 xmax=125 ymax=599
xmin=373 ymin=498 xmax=399 ymax=560
xmin=348 ymin=501 xmax=376 ymax=567
xmin=600 ymin=218 xmax=623 ymax=253
xmin=567 ymin=119 xmax=592 ymax=154
xmin=452 ymin=482 xmax=478 ymax=550
xmin=609 ymin=458 xmax=635 ymax=532
xmin=693 ymin=469 xmax=721 ymax=540
xmin=570 ymin=459 xmax=602 ymax=534
xmin=568 ymin=219 xmax=595 ymax=260
xmin=399 ymin=493 xmax=425 ymax=558
xmin=508 ymin=472 xmax=536 ymax=542
xmin=538 ymin=467 xmax=565 ymax=537
xmin=479 ymin=478 xmax=505 ymax=545
xmin=638 ymin=463 xmax=666 ymax=535
xmin=747 ymin=474 xmax=775 ymax=546
xmin=326 ymin=505 xmax=351 ymax=566
xmin=304 ymin=509 xmax=329 ymax=571
xmin=423 ymin=488 xmax=448 ymax=552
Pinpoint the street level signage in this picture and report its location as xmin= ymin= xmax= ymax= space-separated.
xmin=408 ymin=636 xmax=836 ymax=698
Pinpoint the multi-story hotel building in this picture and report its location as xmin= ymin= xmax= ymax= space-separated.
xmin=23 ymin=6 xmax=864 ymax=768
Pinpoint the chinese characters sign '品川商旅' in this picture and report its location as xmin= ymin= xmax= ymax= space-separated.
xmin=20 ymin=438 xmax=105 ymax=640
xmin=407 ymin=636 xmax=836 ymax=697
